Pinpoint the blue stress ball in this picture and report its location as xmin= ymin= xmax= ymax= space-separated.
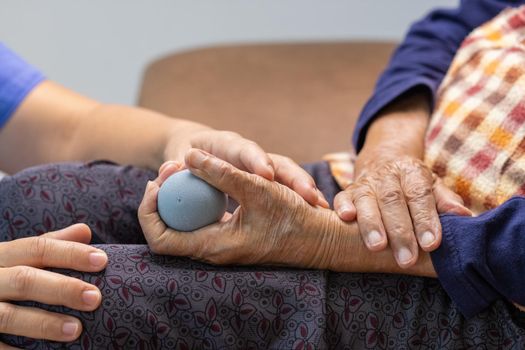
xmin=157 ymin=169 xmax=227 ymax=232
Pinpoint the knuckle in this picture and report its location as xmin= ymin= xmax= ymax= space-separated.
xmin=221 ymin=131 xmax=241 ymax=140
xmin=405 ymin=183 xmax=432 ymax=201
xmin=380 ymin=187 xmax=405 ymax=206
xmin=244 ymin=140 xmax=259 ymax=150
xmin=278 ymin=155 xmax=295 ymax=166
xmin=215 ymin=161 xmax=233 ymax=182
xmin=9 ymin=266 xmax=35 ymax=297
xmin=0 ymin=302 xmax=14 ymax=331
xmin=411 ymin=210 xmax=433 ymax=225
xmin=28 ymin=236 xmax=50 ymax=265
xmin=39 ymin=316 xmax=55 ymax=339
xmin=356 ymin=211 xmax=377 ymax=223
xmin=350 ymin=183 xmax=374 ymax=202
xmin=59 ymin=278 xmax=82 ymax=306
xmin=387 ymin=224 xmax=414 ymax=242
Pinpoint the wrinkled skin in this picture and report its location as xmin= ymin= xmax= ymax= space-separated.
xmin=140 ymin=149 xmax=338 ymax=269
xmin=333 ymin=91 xmax=471 ymax=269
xmin=139 ymin=149 xmax=436 ymax=278
xmin=336 ymin=154 xmax=470 ymax=268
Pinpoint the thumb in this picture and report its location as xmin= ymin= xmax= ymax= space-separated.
xmin=185 ymin=148 xmax=267 ymax=205
xmin=433 ymin=178 xmax=473 ymax=216
xmin=333 ymin=189 xmax=357 ymax=221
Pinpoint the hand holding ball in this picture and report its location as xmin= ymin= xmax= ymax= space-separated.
xmin=157 ymin=169 xmax=227 ymax=231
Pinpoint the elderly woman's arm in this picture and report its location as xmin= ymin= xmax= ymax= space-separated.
xmin=335 ymin=0 xmax=515 ymax=269
xmin=139 ymin=149 xmax=438 ymax=277
xmin=139 ymin=149 xmax=525 ymax=318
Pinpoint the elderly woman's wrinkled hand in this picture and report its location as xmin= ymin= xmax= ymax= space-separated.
xmin=334 ymin=154 xmax=471 ymax=269
xmin=138 ymin=149 xmax=339 ymax=269
xmin=0 ymin=224 xmax=107 ymax=346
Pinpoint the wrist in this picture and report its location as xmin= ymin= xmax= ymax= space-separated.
xmin=360 ymin=88 xmax=431 ymax=160
xmin=325 ymin=214 xmax=437 ymax=277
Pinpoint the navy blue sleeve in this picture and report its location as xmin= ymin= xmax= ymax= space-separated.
xmin=352 ymin=0 xmax=521 ymax=151
xmin=0 ymin=43 xmax=45 ymax=128
xmin=431 ymin=197 xmax=525 ymax=318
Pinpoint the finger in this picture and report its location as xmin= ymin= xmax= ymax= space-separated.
xmin=433 ymin=178 xmax=473 ymax=216
xmin=0 ymin=266 xmax=101 ymax=311
xmin=42 ymin=223 xmax=91 ymax=244
xmin=350 ymin=184 xmax=388 ymax=251
xmin=270 ymin=154 xmax=319 ymax=206
xmin=376 ymin=176 xmax=419 ymax=267
xmin=158 ymin=160 xmax=184 ymax=176
xmin=401 ymin=172 xmax=442 ymax=252
xmin=138 ymin=180 xmax=169 ymax=243
xmin=193 ymin=131 xmax=275 ymax=180
xmin=155 ymin=161 xmax=184 ymax=187
xmin=233 ymin=140 xmax=275 ymax=181
xmin=0 ymin=232 xmax=107 ymax=272
xmin=334 ymin=190 xmax=357 ymax=221
xmin=0 ymin=302 xmax=82 ymax=342
xmin=185 ymin=148 xmax=268 ymax=205
xmin=0 ymin=341 xmax=20 ymax=349
xmin=316 ymin=189 xmax=330 ymax=209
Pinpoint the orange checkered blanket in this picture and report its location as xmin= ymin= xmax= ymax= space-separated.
xmin=324 ymin=6 xmax=525 ymax=215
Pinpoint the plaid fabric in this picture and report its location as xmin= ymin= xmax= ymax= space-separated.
xmin=324 ymin=6 xmax=525 ymax=215
xmin=425 ymin=6 xmax=525 ymax=214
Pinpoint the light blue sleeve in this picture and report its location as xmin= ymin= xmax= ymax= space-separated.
xmin=0 ymin=42 xmax=45 ymax=128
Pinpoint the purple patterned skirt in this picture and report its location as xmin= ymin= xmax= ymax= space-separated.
xmin=0 ymin=161 xmax=524 ymax=349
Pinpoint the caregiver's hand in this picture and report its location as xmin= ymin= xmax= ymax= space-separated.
xmin=0 ymin=224 xmax=107 ymax=346
xmin=164 ymin=128 xmax=329 ymax=208
xmin=334 ymin=90 xmax=471 ymax=268
xmin=139 ymin=149 xmax=335 ymax=268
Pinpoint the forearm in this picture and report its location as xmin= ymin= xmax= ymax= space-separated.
xmin=357 ymin=89 xmax=430 ymax=173
xmin=70 ymin=103 xmax=208 ymax=170
xmin=310 ymin=208 xmax=436 ymax=277
xmin=0 ymin=81 xmax=209 ymax=172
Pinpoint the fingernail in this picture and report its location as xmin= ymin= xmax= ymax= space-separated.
xmin=82 ymin=290 xmax=100 ymax=306
xmin=397 ymin=247 xmax=413 ymax=265
xmin=420 ymin=231 xmax=435 ymax=246
xmin=367 ymin=230 xmax=383 ymax=247
xmin=89 ymin=252 xmax=107 ymax=267
xmin=62 ymin=322 xmax=79 ymax=336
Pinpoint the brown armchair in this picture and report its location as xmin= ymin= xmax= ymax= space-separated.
xmin=138 ymin=42 xmax=396 ymax=163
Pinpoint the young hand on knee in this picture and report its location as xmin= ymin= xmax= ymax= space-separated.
xmin=0 ymin=224 xmax=107 ymax=344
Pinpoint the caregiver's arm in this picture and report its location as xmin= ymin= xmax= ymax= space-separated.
xmin=0 ymin=48 xmax=324 ymax=206
xmin=335 ymin=0 xmax=509 ymax=268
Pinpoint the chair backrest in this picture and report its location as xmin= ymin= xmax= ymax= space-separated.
xmin=138 ymin=42 xmax=397 ymax=163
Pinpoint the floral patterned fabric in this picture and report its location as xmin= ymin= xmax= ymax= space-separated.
xmin=0 ymin=161 xmax=524 ymax=349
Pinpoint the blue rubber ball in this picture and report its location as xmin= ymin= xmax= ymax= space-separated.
xmin=157 ymin=169 xmax=227 ymax=231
